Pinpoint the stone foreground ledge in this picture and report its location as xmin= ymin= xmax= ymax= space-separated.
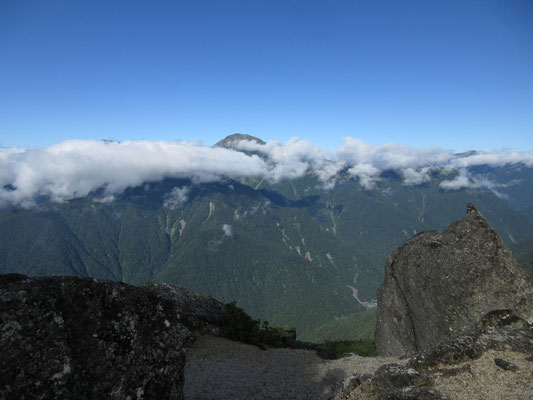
xmin=0 ymin=274 xmax=192 ymax=400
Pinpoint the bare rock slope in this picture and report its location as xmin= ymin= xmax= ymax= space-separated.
xmin=375 ymin=204 xmax=533 ymax=357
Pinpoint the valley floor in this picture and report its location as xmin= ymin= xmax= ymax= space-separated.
xmin=184 ymin=335 xmax=398 ymax=400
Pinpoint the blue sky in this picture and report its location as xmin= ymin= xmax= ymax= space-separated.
xmin=1 ymin=0 xmax=532 ymax=152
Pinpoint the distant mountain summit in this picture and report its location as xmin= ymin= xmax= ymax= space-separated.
xmin=215 ymin=134 xmax=265 ymax=149
xmin=454 ymin=150 xmax=478 ymax=158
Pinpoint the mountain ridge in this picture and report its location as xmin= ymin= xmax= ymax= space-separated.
xmin=3 ymin=205 xmax=532 ymax=399
xmin=1 ymin=135 xmax=533 ymax=335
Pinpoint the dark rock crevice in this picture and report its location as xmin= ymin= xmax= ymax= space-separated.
xmin=391 ymin=269 xmax=420 ymax=353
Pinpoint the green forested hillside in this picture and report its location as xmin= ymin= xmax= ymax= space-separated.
xmin=1 ymin=166 xmax=533 ymax=337
xmin=0 ymin=180 xmax=367 ymax=334
xmin=299 ymin=308 xmax=377 ymax=343
xmin=242 ymin=169 xmax=533 ymax=299
xmin=511 ymin=238 xmax=533 ymax=277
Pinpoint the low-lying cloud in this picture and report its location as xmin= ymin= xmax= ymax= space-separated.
xmin=236 ymin=137 xmax=340 ymax=185
xmin=222 ymin=224 xmax=233 ymax=237
xmin=163 ymin=186 xmax=191 ymax=209
xmin=236 ymin=137 xmax=533 ymax=191
xmin=0 ymin=140 xmax=266 ymax=207
xmin=1 ymin=137 xmax=532 ymax=208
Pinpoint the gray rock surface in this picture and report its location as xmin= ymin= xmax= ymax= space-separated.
xmin=0 ymin=274 xmax=192 ymax=399
xmin=151 ymin=282 xmax=226 ymax=335
xmin=407 ymin=310 xmax=533 ymax=371
xmin=184 ymin=334 xmax=401 ymax=400
xmin=341 ymin=311 xmax=533 ymax=399
xmin=375 ymin=204 xmax=533 ymax=357
xmin=371 ymin=363 xmax=433 ymax=392
xmin=376 ymin=386 xmax=450 ymax=400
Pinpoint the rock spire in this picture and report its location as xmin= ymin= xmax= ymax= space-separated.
xmin=375 ymin=204 xmax=533 ymax=356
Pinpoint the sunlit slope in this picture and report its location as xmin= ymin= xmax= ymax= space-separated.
xmin=1 ymin=166 xmax=532 ymax=336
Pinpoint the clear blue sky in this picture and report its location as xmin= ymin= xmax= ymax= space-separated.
xmin=1 ymin=0 xmax=532 ymax=152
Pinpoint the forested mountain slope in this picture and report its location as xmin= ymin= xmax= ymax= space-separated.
xmin=1 ymin=136 xmax=533 ymax=336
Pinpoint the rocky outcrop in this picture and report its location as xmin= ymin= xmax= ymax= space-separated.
xmin=150 ymin=282 xmax=226 ymax=336
xmin=375 ymin=204 xmax=533 ymax=357
xmin=0 ymin=274 xmax=192 ymax=399
xmin=407 ymin=309 xmax=533 ymax=371
xmin=340 ymin=310 xmax=533 ymax=400
xmin=340 ymin=360 xmax=448 ymax=399
xmin=341 ymin=205 xmax=533 ymax=398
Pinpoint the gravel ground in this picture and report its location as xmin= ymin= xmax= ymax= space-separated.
xmin=184 ymin=336 xmax=533 ymax=399
xmin=184 ymin=335 xmax=400 ymax=400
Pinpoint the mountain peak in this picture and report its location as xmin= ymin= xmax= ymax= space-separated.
xmin=454 ymin=150 xmax=478 ymax=158
xmin=215 ymin=134 xmax=265 ymax=149
xmin=466 ymin=202 xmax=478 ymax=214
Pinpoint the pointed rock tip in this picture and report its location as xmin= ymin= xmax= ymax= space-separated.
xmin=466 ymin=203 xmax=478 ymax=214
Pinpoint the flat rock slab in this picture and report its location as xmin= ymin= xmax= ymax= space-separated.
xmin=184 ymin=335 xmax=400 ymax=400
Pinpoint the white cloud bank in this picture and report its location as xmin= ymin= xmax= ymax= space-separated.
xmin=235 ymin=137 xmax=343 ymax=189
xmin=0 ymin=140 xmax=266 ymax=207
xmin=1 ymin=137 xmax=532 ymax=207
xmin=236 ymin=137 xmax=533 ymax=190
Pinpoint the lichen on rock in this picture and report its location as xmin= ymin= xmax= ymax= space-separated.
xmin=150 ymin=282 xmax=226 ymax=336
xmin=0 ymin=274 xmax=192 ymax=399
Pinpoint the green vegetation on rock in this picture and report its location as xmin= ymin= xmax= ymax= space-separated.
xmin=140 ymin=281 xmax=156 ymax=290
xmin=221 ymin=302 xmax=295 ymax=348
xmin=299 ymin=308 xmax=377 ymax=343
xmin=321 ymin=339 xmax=376 ymax=358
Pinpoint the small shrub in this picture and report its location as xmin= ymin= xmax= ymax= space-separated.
xmin=140 ymin=281 xmax=156 ymax=291
xmin=221 ymin=301 xmax=262 ymax=344
xmin=272 ymin=325 xmax=297 ymax=341
xmin=322 ymin=339 xmax=376 ymax=358
xmin=221 ymin=302 xmax=292 ymax=348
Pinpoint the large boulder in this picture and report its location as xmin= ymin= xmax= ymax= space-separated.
xmin=150 ymin=282 xmax=226 ymax=336
xmin=0 ymin=274 xmax=192 ymax=399
xmin=375 ymin=204 xmax=533 ymax=357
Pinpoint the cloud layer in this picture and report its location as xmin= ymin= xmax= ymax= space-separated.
xmin=163 ymin=186 xmax=191 ymax=209
xmin=1 ymin=137 xmax=532 ymax=207
xmin=0 ymin=140 xmax=266 ymax=207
